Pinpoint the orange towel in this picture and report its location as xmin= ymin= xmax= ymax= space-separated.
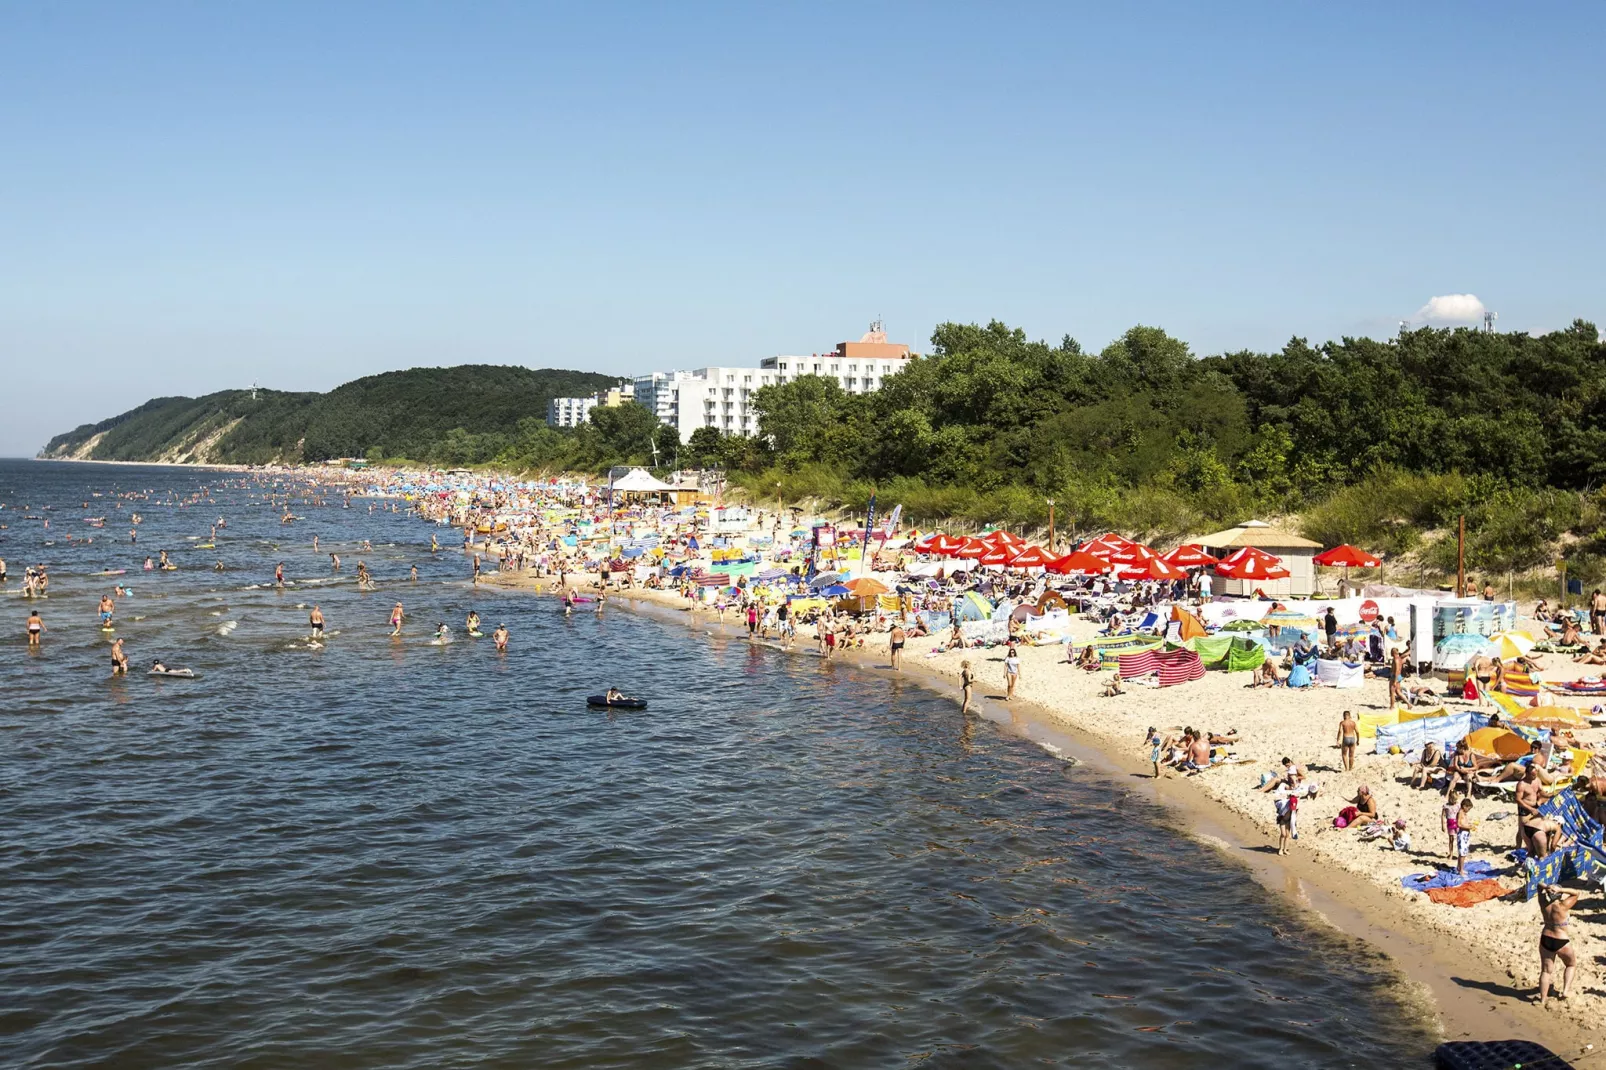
xmin=1426 ymin=878 xmax=1507 ymax=907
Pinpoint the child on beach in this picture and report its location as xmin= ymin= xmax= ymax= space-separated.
xmin=1145 ymin=727 xmax=1162 ymax=778
xmin=1389 ymin=819 xmax=1411 ymax=852
xmin=1275 ymin=789 xmax=1298 ymax=855
xmin=1443 ymin=789 xmax=1462 ymax=857
xmin=1003 ymin=643 xmax=1020 ymax=700
xmin=1455 ymin=798 xmax=1476 ymax=875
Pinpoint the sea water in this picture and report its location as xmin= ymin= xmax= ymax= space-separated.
xmin=0 ymin=460 xmax=1437 ymax=1068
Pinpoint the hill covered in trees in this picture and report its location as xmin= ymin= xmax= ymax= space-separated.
xmin=42 ymin=365 xmax=620 ymax=465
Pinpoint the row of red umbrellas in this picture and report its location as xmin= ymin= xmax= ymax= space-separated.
xmin=911 ymin=529 xmax=1380 ymax=581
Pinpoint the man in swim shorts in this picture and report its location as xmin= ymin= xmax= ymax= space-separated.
xmin=99 ymin=594 xmax=115 ymax=626
xmin=309 ymin=605 xmax=325 ymax=639
xmin=110 ymin=638 xmax=128 ymax=676
xmin=889 ymin=624 xmax=906 ymax=670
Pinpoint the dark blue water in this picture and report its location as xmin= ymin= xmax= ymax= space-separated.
xmin=0 ymin=460 xmax=1437 ymax=1067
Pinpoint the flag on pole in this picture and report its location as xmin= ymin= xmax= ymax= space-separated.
xmin=877 ymin=503 xmax=902 ymax=543
xmin=859 ymin=495 xmax=877 ymax=576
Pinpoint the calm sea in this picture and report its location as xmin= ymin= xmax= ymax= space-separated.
xmin=0 ymin=460 xmax=1437 ymax=1068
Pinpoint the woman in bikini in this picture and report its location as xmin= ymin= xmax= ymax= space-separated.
xmin=1336 ymin=711 xmax=1359 ymax=772
xmin=1537 ymin=884 xmax=1580 ymax=1007
xmin=959 ymin=659 xmax=975 ymax=714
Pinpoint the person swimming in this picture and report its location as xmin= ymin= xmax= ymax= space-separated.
xmin=435 ymin=622 xmax=450 ymax=642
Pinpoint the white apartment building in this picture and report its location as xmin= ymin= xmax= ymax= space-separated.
xmin=546 ymin=382 xmax=635 ymax=429
xmin=634 ymin=323 xmax=915 ymax=443
xmin=547 ymin=395 xmax=596 ymax=428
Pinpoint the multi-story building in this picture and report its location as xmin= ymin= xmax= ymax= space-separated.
xmin=546 ymin=381 xmax=634 ymax=429
xmin=634 ymin=323 xmax=914 ymax=443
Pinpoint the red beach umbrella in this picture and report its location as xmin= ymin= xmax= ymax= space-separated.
xmin=1006 ymin=544 xmax=1054 ymax=569
xmin=1103 ymin=543 xmax=1159 ymax=566
xmin=982 ymin=529 xmax=1024 ymax=548
xmin=1312 ymin=544 xmax=1381 ymax=568
xmin=978 ymin=545 xmax=1013 ymax=566
xmin=1160 ymin=543 xmax=1215 ymax=567
xmin=1215 ymin=546 xmax=1290 ymax=579
xmin=1046 ymin=550 xmax=1114 ymax=575
xmin=951 ymin=537 xmax=989 ymax=559
xmin=1081 ymin=532 xmax=1137 ymax=557
xmin=1116 ymin=557 xmax=1189 ymax=581
xmin=930 ymin=533 xmax=968 ymax=556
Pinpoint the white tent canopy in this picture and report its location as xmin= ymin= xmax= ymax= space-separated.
xmin=609 ymin=468 xmax=675 ymax=493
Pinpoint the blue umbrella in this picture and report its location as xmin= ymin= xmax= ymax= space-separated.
xmin=820 ymin=584 xmax=851 ymax=597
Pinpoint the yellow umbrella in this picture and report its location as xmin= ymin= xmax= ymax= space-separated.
xmin=1466 ymin=727 xmax=1531 ymax=759
xmin=1488 ymin=630 xmax=1536 ymax=661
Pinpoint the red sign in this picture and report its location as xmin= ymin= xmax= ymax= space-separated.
xmin=1359 ymin=599 xmax=1380 ymax=622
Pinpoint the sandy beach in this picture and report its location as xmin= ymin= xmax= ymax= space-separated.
xmin=480 ymin=564 xmax=1599 ymax=1052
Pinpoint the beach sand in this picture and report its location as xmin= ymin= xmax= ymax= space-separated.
xmin=479 ymin=567 xmax=1598 ymax=1051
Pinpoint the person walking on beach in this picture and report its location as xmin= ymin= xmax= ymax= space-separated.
xmin=1537 ymin=883 xmax=1580 ymax=1007
xmin=1274 ymin=788 xmax=1298 ymax=855
xmin=389 ymin=602 xmax=404 ymax=636
xmin=960 ymin=659 xmax=975 ymax=714
xmin=1003 ymin=643 xmax=1021 ymax=701
xmin=1593 ymin=589 xmax=1606 ymax=635
xmin=110 ymin=637 xmax=128 ymax=677
xmin=1146 ymin=727 xmax=1163 ymax=778
xmin=889 ymin=623 xmax=905 ymax=671
xmin=1337 ymin=710 xmax=1359 ymax=772
xmin=26 ymin=609 xmax=44 ymax=647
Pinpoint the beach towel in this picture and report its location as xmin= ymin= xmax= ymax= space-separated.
xmin=1400 ymin=860 xmax=1500 ymax=892
xmin=1115 ymin=647 xmax=1205 ymax=687
xmin=1316 ymin=658 xmax=1364 ymax=688
xmin=1287 ymin=663 xmax=1313 ymax=688
xmin=1426 ymin=878 xmax=1507 ymax=907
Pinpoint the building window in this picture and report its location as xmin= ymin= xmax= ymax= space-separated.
xmin=778 ymin=362 xmax=787 ymax=371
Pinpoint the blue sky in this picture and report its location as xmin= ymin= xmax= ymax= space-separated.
xmin=3 ymin=2 xmax=1602 ymax=455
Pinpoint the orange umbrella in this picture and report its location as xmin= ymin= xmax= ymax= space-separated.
xmin=844 ymin=577 xmax=889 ymax=597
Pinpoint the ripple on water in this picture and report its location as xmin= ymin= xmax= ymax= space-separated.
xmin=0 ymin=461 xmax=1438 ymax=1068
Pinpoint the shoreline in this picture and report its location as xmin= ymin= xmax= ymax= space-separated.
xmin=480 ymin=570 xmax=1591 ymax=1054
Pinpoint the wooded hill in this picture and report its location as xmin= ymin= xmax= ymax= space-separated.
xmin=42 ymin=365 xmax=620 ymax=465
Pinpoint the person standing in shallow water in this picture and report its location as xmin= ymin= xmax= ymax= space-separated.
xmin=389 ymin=602 xmax=404 ymax=636
xmin=959 ymin=659 xmax=975 ymax=714
xmin=26 ymin=609 xmax=44 ymax=647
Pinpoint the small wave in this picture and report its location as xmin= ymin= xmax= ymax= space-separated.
xmin=216 ymin=621 xmax=238 ymax=636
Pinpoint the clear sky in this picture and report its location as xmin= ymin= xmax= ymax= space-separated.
xmin=3 ymin=2 xmax=1602 ymax=455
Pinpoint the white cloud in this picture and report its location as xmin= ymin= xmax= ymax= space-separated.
xmin=1414 ymin=293 xmax=1486 ymax=323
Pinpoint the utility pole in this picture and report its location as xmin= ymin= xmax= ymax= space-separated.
xmin=1046 ymin=498 xmax=1056 ymax=553
xmin=1456 ymin=514 xmax=1466 ymax=597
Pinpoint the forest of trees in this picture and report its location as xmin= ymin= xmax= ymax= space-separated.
xmin=45 ymin=321 xmax=1606 ymax=582
xmin=653 ymin=319 xmax=1605 ymax=582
